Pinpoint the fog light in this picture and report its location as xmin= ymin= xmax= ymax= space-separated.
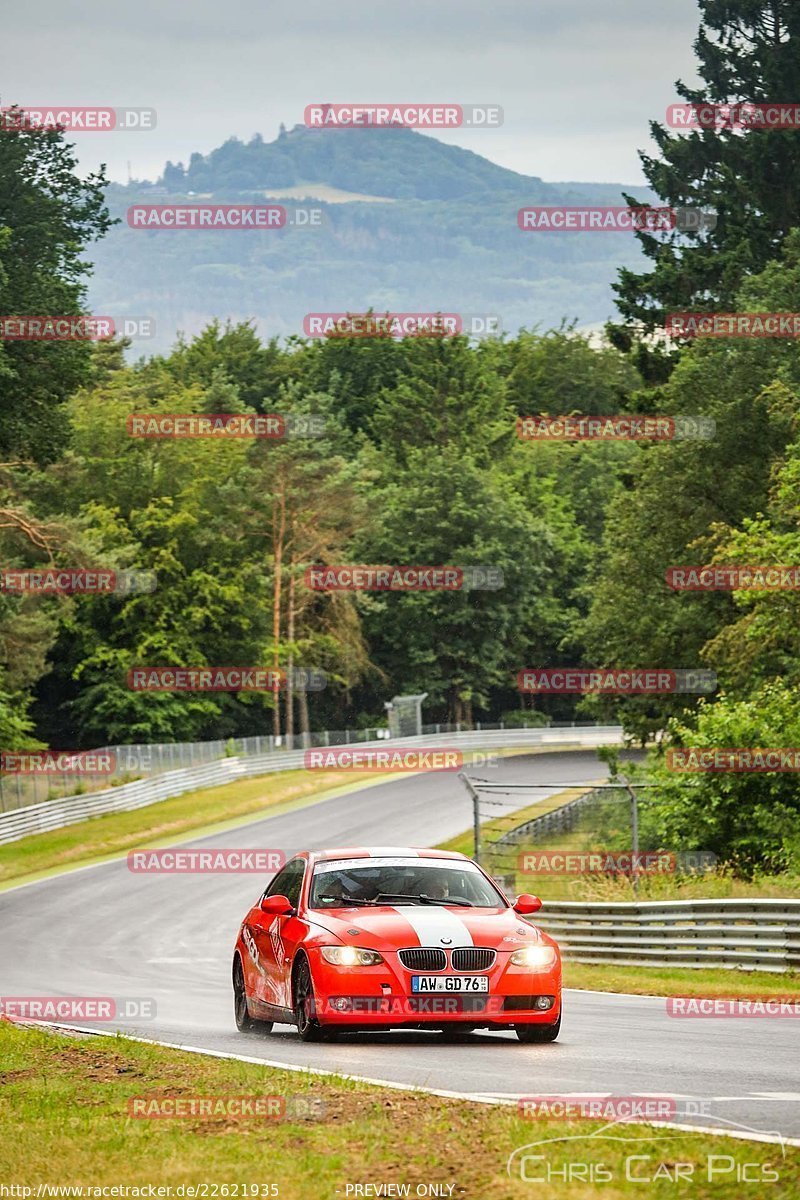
xmin=535 ymin=996 xmax=554 ymax=1010
xmin=331 ymin=997 xmax=351 ymax=1012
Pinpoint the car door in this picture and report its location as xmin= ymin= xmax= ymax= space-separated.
xmin=255 ymin=857 xmax=306 ymax=1010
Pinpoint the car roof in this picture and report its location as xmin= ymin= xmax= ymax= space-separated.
xmin=307 ymin=847 xmax=470 ymax=865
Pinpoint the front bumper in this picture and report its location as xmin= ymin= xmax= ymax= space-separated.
xmin=307 ymin=946 xmax=562 ymax=1028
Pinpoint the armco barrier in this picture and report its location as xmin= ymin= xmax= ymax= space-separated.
xmin=535 ymin=898 xmax=800 ymax=972
xmin=0 ymin=726 xmax=623 ymax=846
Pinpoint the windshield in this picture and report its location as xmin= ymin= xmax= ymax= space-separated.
xmin=309 ymin=856 xmax=506 ymax=909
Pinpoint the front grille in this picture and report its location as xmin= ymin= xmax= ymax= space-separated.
xmin=398 ymin=947 xmax=447 ymax=972
xmin=451 ymin=947 xmax=495 ymax=972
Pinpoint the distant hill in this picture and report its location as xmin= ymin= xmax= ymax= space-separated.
xmin=88 ymin=125 xmax=656 ymax=353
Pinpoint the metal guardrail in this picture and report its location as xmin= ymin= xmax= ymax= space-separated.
xmin=534 ymin=898 xmax=800 ymax=973
xmin=487 ymin=788 xmax=800 ymax=973
xmin=0 ymin=726 xmax=623 ymax=846
xmin=0 ymin=720 xmax=609 ymax=812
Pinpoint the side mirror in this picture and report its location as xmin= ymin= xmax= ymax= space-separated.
xmin=260 ymin=893 xmax=294 ymax=915
xmin=513 ymin=893 xmax=542 ymax=915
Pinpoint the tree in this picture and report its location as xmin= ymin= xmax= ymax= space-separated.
xmin=611 ymin=1 xmax=800 ymax=346
xmin=0 ymin=109 xmax=114 ymax=463
xmin=235 ymin=384 xmax=370 ymax=740
xmin=584 ymin=236 xmax=800 ymax=741
xmin=640 ymin=682 xmax=800 ymax=874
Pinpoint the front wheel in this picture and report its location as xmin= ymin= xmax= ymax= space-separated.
xmin=233 ymin=955 xmax=273 ymax=1035
xmin=293 ymin=956 xmax=326 ymax=1042
xmin=516 ymin=1012 xmax=561 ymax=1043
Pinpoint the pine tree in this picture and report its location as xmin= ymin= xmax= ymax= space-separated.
xmin=611 ymin=1 xmax=800 ymax=354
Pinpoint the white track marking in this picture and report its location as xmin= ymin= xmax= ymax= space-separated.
xmin=9 ymin=1019 xmax=800 ymax=1148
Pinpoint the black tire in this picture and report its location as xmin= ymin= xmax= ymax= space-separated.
xmin=233 ymin=955 xmax=273 ymax=1035
xmin=293 ymin=955 xmax=326 ymax=1042
xmin=515 ymin=1012 xmax=561 ymax=1043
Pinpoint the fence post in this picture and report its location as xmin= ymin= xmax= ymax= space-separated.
xmin=458 ymin=773 xmax=482 ymax=867
xmin=620 ymin=775 xmax=640 ymax=894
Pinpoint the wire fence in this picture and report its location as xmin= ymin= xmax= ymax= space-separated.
xmin=465 ymin=776 xmax=718 ymax=898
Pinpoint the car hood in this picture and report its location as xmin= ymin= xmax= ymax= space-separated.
xmin=306 ymin=903 xmax=549 ymax=951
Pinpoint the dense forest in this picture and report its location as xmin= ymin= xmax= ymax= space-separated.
xmin=3 ymin=0 xmax=800 ymax=871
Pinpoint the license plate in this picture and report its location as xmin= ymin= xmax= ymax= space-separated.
xmin=411 ymin=975 xmax=489 ymax=993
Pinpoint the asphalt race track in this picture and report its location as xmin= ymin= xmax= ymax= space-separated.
xmin=2 ymin=750 xmax=798 ymax=1142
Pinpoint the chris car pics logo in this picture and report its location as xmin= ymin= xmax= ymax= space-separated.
xmin=507 ymin=1117 xmax=784 ymax=1185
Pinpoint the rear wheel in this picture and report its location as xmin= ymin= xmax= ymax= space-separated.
xmin=516 ymin=1012 xmax=561 ymax=1043
xmin=293 ymin=956 xmax=326 ymax=1042
xmin=233 ymin=955 xmax=273 ymax=1035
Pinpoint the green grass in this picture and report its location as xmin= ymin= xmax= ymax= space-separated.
xmin=0 ymin=767 xmax=396 ymax=891
xmin=0 ymin=746 xmax=536 ymax=892
xmin=0 ymin=1021 xmax=796 ymax=1198
xmin=565 ymin=962 xmax=800 ymax=998
xmin=438 ymin=785 xmax=593 ymax=859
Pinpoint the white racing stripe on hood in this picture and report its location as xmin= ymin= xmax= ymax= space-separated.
xmin=393 ymin=905 xmax=474 ymax=947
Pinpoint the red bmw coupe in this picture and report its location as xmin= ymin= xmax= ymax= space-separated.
xmin=232 ymin=847 xmax=561 ymax=1042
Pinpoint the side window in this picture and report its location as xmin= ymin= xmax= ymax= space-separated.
xmin=283 ymin=859 xmax=305 ymax=909
xmin=265 ymin=858 xmax=304 ymax=908
xmin=265 ymin=861 xmax=295 ymax=898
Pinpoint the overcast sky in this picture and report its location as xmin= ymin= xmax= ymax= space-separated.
xmin=2 ymin=0 xmax=702 ymax=185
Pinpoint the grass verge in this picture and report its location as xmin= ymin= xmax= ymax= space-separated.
xmin=0 ymin=1021 xmax=796 ymax=1199
xmin=437 ymin=785 xmax=592 ymax=859
xmin=0 ymin=746 xmax=533 ymax=892
xmin=0 ymin=767 xmax=396 ymax=891
xmin=564 ymin=962 xmax=800 ymax=998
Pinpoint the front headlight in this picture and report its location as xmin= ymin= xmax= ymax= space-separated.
xmin=320 ymin=945 xmax=384 ymax=967
xmin=510 ymin=944 xmax=557 ymax=970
